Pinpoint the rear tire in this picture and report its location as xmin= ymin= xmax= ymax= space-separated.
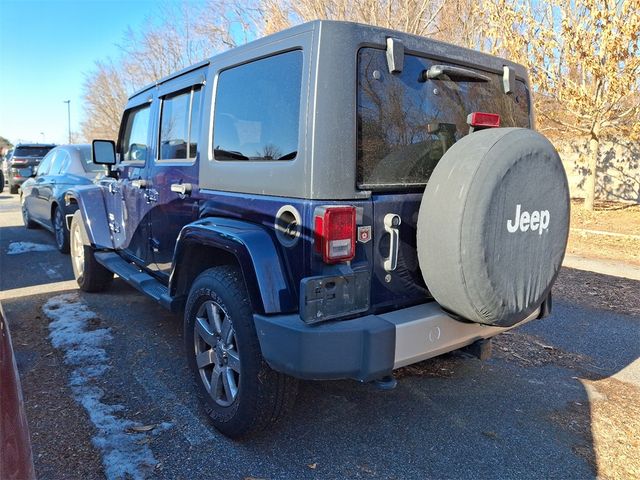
xmin=10 ymin=184 xmax=19 ymax=194
xmin=184 ymin=266 xmax=298 ymax=439
xmin=53 ymin=206 xmax=70 ymax=253
xmin=21 ymin=196 xmax=37 ymax=229
xmin=70 ymin=211 xmax=113 ymax=292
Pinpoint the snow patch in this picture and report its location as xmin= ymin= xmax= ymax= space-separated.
xmin=45 ymin=294 xmax=168 ymax=480
xmin=7 ymin=241 xmax=57 ymax=255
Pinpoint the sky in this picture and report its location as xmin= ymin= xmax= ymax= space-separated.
xmin=0 ymin=0 xmax=197 ymax=146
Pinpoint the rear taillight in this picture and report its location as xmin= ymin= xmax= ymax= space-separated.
xmin=314 ymin=206 xmax=356 ymax=264
xmin=467 ymin=112 xmax=501 ymax=128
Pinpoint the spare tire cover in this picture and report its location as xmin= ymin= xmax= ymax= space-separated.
xmin=417 ymin=128 xmax=570 ymax=327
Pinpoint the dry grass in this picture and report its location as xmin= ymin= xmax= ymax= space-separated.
xmin=551 ymin=377 xmax=640 ymax=480
xmin=571 ymin=199 xmax=640 ymax=235
xmin=568 ymin=199 xmax=640 ymax=265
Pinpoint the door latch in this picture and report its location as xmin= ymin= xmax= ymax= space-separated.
xmin=383 ymin=213 xmax=401 ymax=272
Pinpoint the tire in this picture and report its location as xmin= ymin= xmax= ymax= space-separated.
xmin=70 ymin=210 xmax=113 ymax=292
xmin=417 ymin=128 xmax=570 ymax=327
xmin=21 ymin=196 xmax=37 ymax=229
xmin=53 ymin=206 xmax=70 ymax=253
xmin=10 ymin=184 xmax=19 ymax=194
xmin=184 ymin=266 xmax=298 ymax=439
xmin=0 ymin=171 xmax=4 ymax=193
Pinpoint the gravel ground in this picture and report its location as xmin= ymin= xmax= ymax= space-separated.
xmin=1 ymin=192 xmax=638 ymax=480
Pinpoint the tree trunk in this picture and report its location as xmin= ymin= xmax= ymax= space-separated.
xmin=583 ymin=130 xmax=600 ymax=211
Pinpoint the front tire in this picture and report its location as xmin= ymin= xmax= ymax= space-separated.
xmin=70 ymin=211 xmax=113 ymax=292
xmin=184 ymin=266 xmax=298 ymax=439
xmin=53 ymin=206 xmax=70 ymax=253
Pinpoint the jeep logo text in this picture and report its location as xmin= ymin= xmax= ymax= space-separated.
xmin=506 ymin=204 xmax=550 ymax=235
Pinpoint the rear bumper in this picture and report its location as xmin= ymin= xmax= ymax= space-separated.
xmin=254 ymin=302 xmax=541 ymax=382
xmin=8 ymin=176 xmax=27 ymax=186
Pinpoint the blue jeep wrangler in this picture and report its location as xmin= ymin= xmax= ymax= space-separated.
xmin=67 ymin=21 xmax=570 ymax=438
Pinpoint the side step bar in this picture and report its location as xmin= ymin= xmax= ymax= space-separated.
xmin=94 ymin=252 xmax=180 ymax=312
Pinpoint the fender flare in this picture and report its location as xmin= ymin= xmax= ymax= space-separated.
xmin=63 ymin=185 xmax=113 ymax=249
xmin=170 ymin=217 xmax=295 ymax=315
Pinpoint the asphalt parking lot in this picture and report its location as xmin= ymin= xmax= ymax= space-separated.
xmin=1 ymin=192 xmax=638 ymax=480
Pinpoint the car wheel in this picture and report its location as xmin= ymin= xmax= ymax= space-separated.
xmin=184 ymin=266 xmax=298 ymax=439
xmin=70 ymin=210 xmax=113 ymax=292
xmin=21 ymin=196 xmax=37 ymax=229
xmin=0 ymin=171 xmax=4 ymax=193
xmin=10 ymin=184 xmax=19 ymax=195
xmin=53 ymin=206 xmax=70 ymax=253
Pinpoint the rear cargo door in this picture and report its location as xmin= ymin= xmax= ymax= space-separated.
xmin=357 ymin=47 xmax=532 ymax=312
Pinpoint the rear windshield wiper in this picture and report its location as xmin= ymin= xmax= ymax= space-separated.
xmin=421 ymin=65 xmax=490 ymax=83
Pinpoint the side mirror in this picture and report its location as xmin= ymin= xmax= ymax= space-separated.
xmin=92 ymin=139 xmax=116 ymax=165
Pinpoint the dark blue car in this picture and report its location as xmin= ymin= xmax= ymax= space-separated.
xmin=20 ymin=144 xmax=106 ymax=253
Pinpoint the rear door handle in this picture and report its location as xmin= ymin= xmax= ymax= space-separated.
xmin=131 ymin=179 xmax=148 ymax=189
xmin=170 ymin=183 xmax=192 ymax=196
xmin=383 ymin=213 xmax=401 ymax=272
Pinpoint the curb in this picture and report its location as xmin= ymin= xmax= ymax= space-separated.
xmin=562 ymin=254 xmax=640 ymax=281
xmin=570 ymin=228 xmax=640 ymax=240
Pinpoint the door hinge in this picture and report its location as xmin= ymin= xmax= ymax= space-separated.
xmin=145 ymin=189 xmax=159 ymax=204
xmin=150 ymin=238 xmax=160 ymax=253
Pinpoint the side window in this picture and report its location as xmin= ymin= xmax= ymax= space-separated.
xmin=213 ymin=50 xmax=302 ymax=161
xmin=50 ymin=151 xmax=69 ymax=175
xmin=159 ymin=86 xmax=201 ymax=161
xmin=37 ymin=151 xmax=55 ymax=176
xmin=121 ymin=105 xmax=151 ymax=163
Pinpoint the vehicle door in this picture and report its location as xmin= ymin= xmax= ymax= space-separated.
xmin=102 ymin=97 xmax=156 ymax=265
xmin=146 ymin=74 xmax=204 ymax=279
xmin=27 ymin=150 xmax=57 ymax=223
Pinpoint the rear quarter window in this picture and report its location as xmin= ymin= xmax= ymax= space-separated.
xmin=357 ymin=48 xmax=530 ymax=190
xmin=213 ymin=50 xmax=302 ymax=161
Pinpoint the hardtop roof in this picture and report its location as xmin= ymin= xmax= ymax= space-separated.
xmin=128 ymin=20 xmax=527 ymax=102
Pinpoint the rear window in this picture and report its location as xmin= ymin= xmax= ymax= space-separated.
xmin=357 ymin=48 xmax=530 ymax=190
xmin=14 ymin=146 xmax=55 ymax=157
xmin=75 ymin=145 xmax=105 ymax=173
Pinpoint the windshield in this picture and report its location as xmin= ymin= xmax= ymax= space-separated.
xmin=357 ymin=48 xmax=531 ymax=190
xmin=14 ymin=146 xmax=55 ymax=158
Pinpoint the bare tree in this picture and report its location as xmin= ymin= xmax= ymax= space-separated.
xmin=256 ymin=0 xmax=444 ymax=37
xmin=478 ymin=0 xmax=640 ymax=210
xmin=81 ymin=2 xmax=220 ymax=142
xmin=81 ymin=61 xmax=128 ymax=141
